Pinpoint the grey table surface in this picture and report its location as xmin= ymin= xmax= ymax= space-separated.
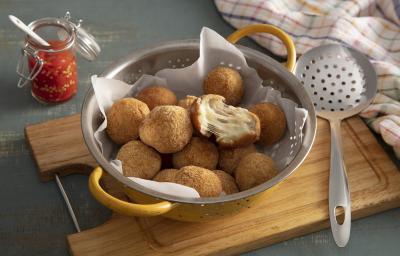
xmin=0 ymin=0 xmax=399 ymax=255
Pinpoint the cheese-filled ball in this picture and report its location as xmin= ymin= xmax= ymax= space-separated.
xmin=249 ymin=103 xmax=286 ymax=146
xmin=174 ymin=166 xmax=222 ymax=197
xmin=213 ymin=170 xmax=239 ymax=195
xmin=203 ymin=66 xmax=244 ymax=106
xmin=172 ymin=137 xmax=219 ymax=170
xmin=235 ymin=152 xmax=278 ymax=191
xmin=153 ymin=169 xmax=178 ymax=182
xmin=139 ymin=106 xmax=193 ymax=153
xmin=106 ymin=98 xmax=149 ymax=145
xmin=218 ymin=144 xmax=257 ymax=175
xmin=136 ymin=86 xmax=177 ymax=110
xmin=117 ymin=140 xmax=161 ymax=179
xmin=178 ymin=95 xmax=198 ymax=110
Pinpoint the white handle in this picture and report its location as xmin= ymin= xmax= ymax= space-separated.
xmin=9 ymin=15 xmax=50 ymax=47
xmin=329 ymin=120 xmax=351 ymax=247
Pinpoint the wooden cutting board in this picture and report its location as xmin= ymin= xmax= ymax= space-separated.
xmin=25 ymin=114 xmax=400 ymax=256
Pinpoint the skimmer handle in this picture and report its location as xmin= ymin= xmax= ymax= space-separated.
xmin=329 ymin=120 xmax=351 ymax=247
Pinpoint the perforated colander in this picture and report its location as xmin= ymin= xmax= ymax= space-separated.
xmin=294 ymin=44 xmax=377 ymax=246
xmin=82 ymin=25 xmax=317 ymax=222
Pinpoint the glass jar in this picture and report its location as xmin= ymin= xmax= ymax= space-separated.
xmin=16 ymin=13 xmax=100 ymax=104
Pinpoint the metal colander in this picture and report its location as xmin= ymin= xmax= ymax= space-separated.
xmin=81 ymin=25 xmax=317 ymax=221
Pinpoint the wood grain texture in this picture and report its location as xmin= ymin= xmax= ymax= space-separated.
xmin=25 ymin=114 xmax=97 ymax=181
xmin=25 ymin=114 xmax=400 ymax=255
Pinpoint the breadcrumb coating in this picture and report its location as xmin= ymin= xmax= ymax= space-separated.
xmin=174 ymin=166 xmax=222 ymax=197
xmin=139 ymin=106 xmax=193 ymax=153
xmin=106 ymin=98 xmax=149 ymax=145
xmin=203 ymin=66 xmax=243 ymax=106
xmin=172 ymin=137 xmax=219 ymax=170
xmin=117 ymin=140 xmax=161 ymax=179
xmin=137 ymin=86 xmax=177 ymax=110
xmin=235 ymin=153 xmax=278 ymax=191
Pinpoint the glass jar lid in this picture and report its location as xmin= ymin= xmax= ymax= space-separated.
xmin=62 ymin=12 xmax=100 ymax=61
xmin=74 ymin=25 xmax=101 ymax=61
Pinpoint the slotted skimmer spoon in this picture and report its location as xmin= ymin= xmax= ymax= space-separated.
xmin=294 ymin=44 xmax=377 ymax=247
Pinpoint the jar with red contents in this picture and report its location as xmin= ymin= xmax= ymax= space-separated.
xmin=16 ymin=12 xmax=100 ymax=104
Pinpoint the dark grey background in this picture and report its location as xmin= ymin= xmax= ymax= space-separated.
xmin=0 ymin=0 xmax=399 ymax=255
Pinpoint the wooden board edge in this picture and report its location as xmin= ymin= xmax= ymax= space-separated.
xmin=209 ymin=196 xmax=400 ymax=256
xmin=65 ymin=193 xmax=400 ymax=256
xmin=24 ymin=114 xmax=97 ymax=181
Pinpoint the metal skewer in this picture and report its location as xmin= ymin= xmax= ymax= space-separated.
xmin=55 ymin=174 xmax=81 ymax=233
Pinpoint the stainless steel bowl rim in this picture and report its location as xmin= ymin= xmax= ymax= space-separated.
xmin=81 ymin=39 xmax=317 ymax=204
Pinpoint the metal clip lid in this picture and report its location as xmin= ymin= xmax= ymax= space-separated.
xmin=63 ymin=12 xmax=100 ymax=61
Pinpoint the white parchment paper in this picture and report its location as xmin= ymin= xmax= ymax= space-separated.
xmin=91 ymin=27 xmax=308 ymax=198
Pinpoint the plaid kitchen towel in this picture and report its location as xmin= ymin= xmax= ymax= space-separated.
xmin=215 ymin=0 xmax=400 ymax=158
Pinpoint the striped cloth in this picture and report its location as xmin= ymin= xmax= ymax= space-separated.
xmin=215 ymin=0 xmax=400 ymax=158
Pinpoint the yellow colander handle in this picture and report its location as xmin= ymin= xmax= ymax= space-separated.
xmin=227 ymin=24 xmax=296 ymax=72
xmin=88 ymin=167 xmax=174 ymax=217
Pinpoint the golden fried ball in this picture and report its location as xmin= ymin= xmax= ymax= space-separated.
xmin=213 ymin=170 xmax=239 ymax=195
xmin=153 ymin=169 xmax=178 ymax=182
xmin=203 ymin=66 xmax=244 ymax=106
xmin=106 ymin=98 xmax=150 ymax=145
xmin=116 ymin=140 xmax=161 ymax=179
xmin=139 ymin=106 xmax=193 ymax=153
xmin=178 ymin=95 xmax=198 ymax=110
xmin=174 ymin=166 xmax=222 ymax=197
xmin=136 ymin=86 xmax=178 ymax=110
xmin=218 ymin=144 xmax=257 ymax=175
xmin=179 ymin=95 xmax=203 ymax=135
xmin=235 ymin=152 xmax=278 ymax=191
xmin=249 ymin=103 xmax=286 ymax=146
xmin=172 ymin=137 xmax=219 ymax=170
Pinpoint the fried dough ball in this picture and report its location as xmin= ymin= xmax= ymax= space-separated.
xmin=235 ymin=153 xmax=278 ymax=191
xmin=191 ymin=94 xmax=260 ymax=148
xmin=153 ymin=169 xmax=178 ymax=182
xmin=178 ymin=95 xmax=198 ymax=110
xmin=174 ymin=166 xmax=222 ymax=197
xmin=172 ymin=137 xmax=219 ymax=170
xmin=218 ymin=144 xmax=257 ymax=175
xmin=116 ymin=140 xmax=161 ymax=179
xmin=179 ymin=95 xmax=202 ymax=135
xmin=203 ymin=66 xmax=243 ymax=106
xmin=139 ymin=106 xmax=193 ymax=153
xmin=136 ymin=86 xmax=178 ymax=110
xmin=106 ymin=98 xmax=150 ymax=145
xmin=249 ymin=103 xmax=286 ymax=146
xmin=213 ymin=170 xmax=239 ymax=195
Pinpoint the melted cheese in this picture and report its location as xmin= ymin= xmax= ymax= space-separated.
xmin=197 ymin=95 xmax=257 ymax=144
